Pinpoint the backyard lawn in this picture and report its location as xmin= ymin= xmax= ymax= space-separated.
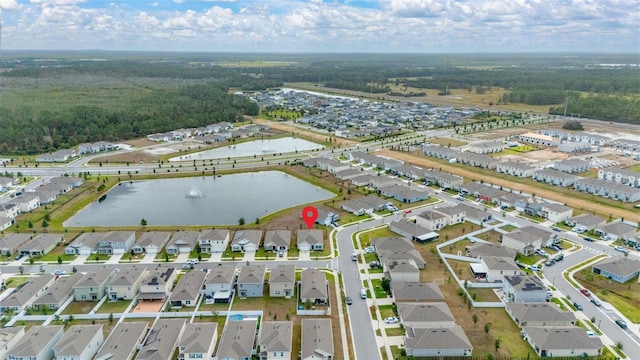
xmin=60 ymin=301 xmax=96 ymax=315
xmin=96 ymin=300 xmax=132 ymax=313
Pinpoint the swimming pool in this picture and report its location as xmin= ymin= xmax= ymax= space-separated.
xmin=228 ymin=314 xmax=245 ymax=321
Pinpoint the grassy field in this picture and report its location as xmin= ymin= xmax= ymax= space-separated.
xmin=575 ymin=269 xmax=640 ymax=323
xmin=426 ymin=137 xmax=468 ymax=147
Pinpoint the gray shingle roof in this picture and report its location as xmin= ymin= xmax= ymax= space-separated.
xmin=137 ymin=318 xmax=186 ymax=360
xmin=7 ymin=325 xmax=63 ymax=357
xmin=269 ymin=264 xmax=296 ymax=285
xmin=523 ymin=326 xmax=602 ymax=350
xmin=259 ymin=321 xmax=292 ymax=353
xmin=392 ymin=282 xmax=445 ymax=303
xmin=216 ymin=319 xmax=258 ymax=359
xmin=398 ymin=303 xmax=455 ymax=323
xmin=405 ymin=326 xmax=472 ymax=351
xmin=237 ymin=264 xmax=266 ymax=284
xmin=54 ymin=324 xmax=103 ymax=357
xmin=592 ymin=257 xmax=640 ymax=278
xmin=301 ymin=319 xmax=333 ymax=360
xmin=178 ymin=323 xmax=217 ymax=355
xmin=507 ymin=303 xmax=575 ymax=324
xmin=300 ymin=268 xmax=328 ymax=300
xmin=169 ymin=269 xmax=207 ymax=302
xmin=95 ymin=322 xmax=148 ymax=360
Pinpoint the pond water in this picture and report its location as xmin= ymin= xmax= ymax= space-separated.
xmin=63 ymin=171 xmax=334 ymax=227
xmin=170 ymin=137 xmax=324 ymax=161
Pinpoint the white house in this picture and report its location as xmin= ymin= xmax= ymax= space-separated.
xmin=53 ymin=325 xmax=104 ymax=360
xmin=199 ymin=229 xmax=230 ymax=253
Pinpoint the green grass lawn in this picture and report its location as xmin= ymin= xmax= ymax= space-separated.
xmin=500 ymin=224 xmax=518 ymax=232
xmin=378 ymin=304 xmax=396 ymax=318
xmin=96 ymin=300 xmax=131 ymax=313
xmin=550 ymin=297 xmax=568 ymax=311
xmin=370 ymin=279 xmax=389 ymax=299
xmin=61 ymin=301 xmax=96 ymax=315
xmin=5 ymin=276 xmax=29 ymax=288
xmin=154 ymin=249 xmax=177 ymax=262
xmin=384 ymin=327 xmax=406 ymax=337
xmin=515 ymin=254 xmax=545 ymax=266
xmin=36 ymin=245 xmax=76 ymax=263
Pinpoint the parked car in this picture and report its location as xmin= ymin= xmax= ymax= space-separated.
xmin=182 ymin=264 xmax=193 ymax=270
xmin=364 ymin=246 xmax=376 ymax=254
xmin=580 ymin=289 xmax=591 ymax=296
xmin=351 ymin=253 xmax=358 ymax=261
xmin=384 ymin=317 xmax=398 ymax=324
xmin=584 ymin=237 xmax=594 ymax=242
xmin=53 ymin=270 xmax=66 ymax=276
xmin=586 ymin=330 xmax=597 ymax=338
xmin=551 ymin=245 xmax=562 ymax=251
xmin=188 ymin=259 xmax=199 ymax=265
xmin=369 ymin=261 xmax=381 ymax=269
xmin=555 ymin=254 xmax=564 ymax=261
xmin=278 ymin=251 xmax=284 ymax=258
xmin=545 ymin=259 xmax=555 ymax=266
xmin=573 ymin=302 xmax=583 ymax=311
xmin=614 ymin=246 xmax=626 ymax=253
xmin=360 ymin=289 xmax=367 ymax=299
xmin=536 ymin=249 xmax=549 ymax=257
xmin=530 ymin=265 xmax=541 ymax=272
xmin=345 ymin=296 xmax=352 ymax=305
xmin=615 ymin=319 xmax=628 ymax=329
xmin=590 ymin=298 xmax=602 ymax=307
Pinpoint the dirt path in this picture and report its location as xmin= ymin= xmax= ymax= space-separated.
xmin=252 ymin=118 xmax=358 ymax=147
xmin=379 ymin=149 xmax=639 ymax=221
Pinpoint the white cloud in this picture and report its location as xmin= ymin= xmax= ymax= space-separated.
xmin=0 ymin=0 xmax=636 ymax=52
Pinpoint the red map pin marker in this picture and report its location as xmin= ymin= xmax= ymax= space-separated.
xmin=302 ymin=206 xmax=318 ymax=230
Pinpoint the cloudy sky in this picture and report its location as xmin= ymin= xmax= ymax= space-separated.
xmin=0 ymin=0 xmax=638 ymax=53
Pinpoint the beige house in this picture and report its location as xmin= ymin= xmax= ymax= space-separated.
xmin=0 ymin=274 xmax=56 ymax=312
xmin=258 ymin=321 xmax=293 ymax=360
xmin=301 ymin=319 xmax=333 ymax=360
xmin=198 ymin=229 xmax=230 ymax=253
xmin=53 ymin=324 xmax=104 ymax=360
xmin=0 ymin=326 xmax=25 ymax=360
xmin=107 ymin=266 xmax=149 ymax=301
xmin=5 ymin=325 xmax=64 ymax=360
xmin=33 ymin=272 xmax=82 ymax=310
xmin=269 ymin=264 xmax=296 ymax=298
xmin=95 ymin=322 xmax=148 ymax=360
xmin=300 ymin=268 xmax=328 ymax=305
xmin=178 ymin=322 xmax=218 ymax=360
xmin=74 ymin=268 xmax=118 ymax=301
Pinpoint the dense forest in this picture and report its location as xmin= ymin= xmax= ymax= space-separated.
xmin=0 ymin=53 xmax=638 ymax=155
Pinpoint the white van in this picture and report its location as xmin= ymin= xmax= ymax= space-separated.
xmin=360 ymin=289 xmax=367 ymax=299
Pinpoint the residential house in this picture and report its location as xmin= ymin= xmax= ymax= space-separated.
xmin=0 ymin=216 xmax=13 ymax=231
xmin=94 ymin=321 xmax=148 ymax=360
xmin=33 ymin=272 xmax=82 ymax=310
xmin=0 ymin=203 xmax=19 ymax=218
xmin=138 ymin=266 xmax=177 ymax=301
xmin=397 ymin=303 xmax=456 ymax=328
xmin=50 ymin=175 xmax=84 ymax=189
xmin=388 ymin=220 xmax=438 ymax=243
xmin=258 ymin=321 xmax=293 ymax=360
xmin=375 ymin=245 xmax=426 ymax=270
xmin=341 ymin=199 xmax=374 ymax=216
xmin=78 ymin=141 xmax=112 ymax=154
xmin=567 ymin=132 xmax=609 ymax=146
xmin=231 ymin=230 xmax=262 ymax=252
xmin=300 ymin=268 xmax=328 ymax=305
xmin=386 ymin=259 xmax=420 ymax=283
xmin=598 ymin=167 xmax=640 ymax=187
xmin=459 ymin=182 xmax=507 ymax=203
xmin=612 ymin=138 xmax=640 ymax=151
xmin=106 ymin=266 xmax=148 ymax=301
xmin=237 ymin=264 xmax=266 ymax=298
xmin=591 ymin=257 xmax=640 ymax=284
xmin=301 ymin=319 xmax=333 ymax=360
xmin=496 ymin=161 xmax=535 ymax=178
xmin=36 ymin=149 xmax=77 ymax=162
xmin=378 ymin=184 xmax=430 ymax=203
xmin=433 ymin=206 xmax=465 ymax=226
xmin=565 ymin=214 xmax=606 ymax=230
xmin=422 ymin=145 xmax=459 ymax=160
xmin=573 ymin=178 xmax=640 ymax=202
xmin=533 ymin=168 xmax=581 ymax=187
xmin=456 ymin=203 xmax=492 ymax=224
xmin=506 ymin=303 xmax=575 ymax=327
xmin=297 ymin=229 xmax=324 ymax=251
xmin=0 ymin=176 xmax=15 ymax=192
xmin=53 ymin=325 xmax=104 ymax=360
xmin=169 ymin=269 xmax=207 ymax=308
xmin=423 ymin=169 xmax=463 ymax=189
xmin=472 ymin=256 xmax=522 ymax=282
xmin=467 ymin=140 xmax=503 ymax=154
xmin=518 ymin=132 xmax=558 ymax=147
xmin=392 ymin=164 xmax=425 ymax=180
xmin=204 ymin=264 xmax=236 ymax=303
xmin=495 ymin=192 xmax=528 ymax=209
xmin=415 ymin=210 xmax=447 ymax=231
xmin=8 ymin=194 xmax=40 ymax=213
xmin=0 ymin=326 xmax=25 ymax=360
xmin=5 ymin=325 xmax=64 ymax=360
xmin=540 ymin=203 xmax=574 ymax=223
xmin=468 ymin=242 xmax=516 ymax=260
xmin=310 ymin=208 xmax=339 ymax=227
xmin=514 ymin=197 xmax=545 ymax=216
xmin=96 ymin=231 xmax=135 ymax=255
xmin=457 ymin=152 xmax=498 ymax=169
xmin=166 ymin=231 xmax=200 ymax=254
xmin=263 ymin=230 xmax=291 ymax=252
xmin=137 ymin=319 xmax=186 ymax=360
xmin=392 ymin=282 xmax=445 ymax=303
xmin=269 ymin=264 xmax=296 ymax=298
xmin=65 ymin=232 xmax=103 ymax=255
xmin=558 ymin=141 xmax=591 ymax=153
xmin=178 ymin=323 xmax=218 ymax=360
xmin=594 ymin=221 xmax=637 ymax=241
xmin=132 ymin=231 xmax=171 ymax=255
xmin=553 ymin=158 xmax=590 ymax=173
xmin=0 ymin=233 xmax=32 ymax=256
xmin=216 ymin=318 xmax=258 ymax=360
xmin=74 ymin=268 xmax=118 ymax=301
xmin=32 ymin=190 xmax=58 ymax=205
xmin=198 ymin=229 xmax=230 ymax=253
xmin=0 ymin=274 xmax=55 ymax=312
xmin=334 ymin=168 xmax=362 ymax=180
xmin=349 ymin=174 xmax=374 ymax=187
xmin=503 ymin=275 xmax=548 ymax=303
xmin=521 ymin=326 xmax=602 ymax=357
xmin=404 ymin=326 xmax=473 ymax=357
xmin=18 ymin=234 xmax=64 ymax=256
xmin=502 ymin=228 xmax=544 ymax=255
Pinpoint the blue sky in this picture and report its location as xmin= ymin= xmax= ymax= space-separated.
xmin=0 ymin=0 xmax=638 ymax=52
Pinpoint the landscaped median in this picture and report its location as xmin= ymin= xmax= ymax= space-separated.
xmin=562 ymin=254 xmax=609 ymax=288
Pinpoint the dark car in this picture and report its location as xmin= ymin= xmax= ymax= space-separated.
xmin=555 ymin=254 xmax=564 ymax=261
xmin=345 ymin=296 xmax=352 ymax=305
xmin=615 ymin=319 xmax=627 ymax=329
xmin=573 ymin=302 xmax=583 ymax=311
xmin=584 ymin=237 xmax=594 ymax=242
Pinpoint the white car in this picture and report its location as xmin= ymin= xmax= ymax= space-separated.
xmin=384 ymin=317 xmax=398 ymax=324
xmin=614 ymin=246 xmax=626 ymax=253
xmin=586 ymin=331 xmax=598 ymax=338
xmin=364 ymin=246 xmax=376 ymax=254
xmin=188 ymin=259 xmax=199 ymax=265
xmin=53 ymin=270 xmax=66 ymax=276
